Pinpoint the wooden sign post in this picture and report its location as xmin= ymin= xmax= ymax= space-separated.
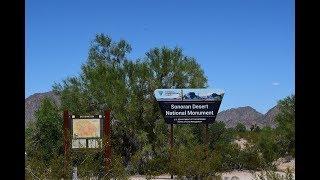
xmin=63 ymin=110 xmax=112 ymax=178
xmin=204 ymin=123 xmax=209 ymax=158
xmin=104 ymin=109 xmax=112 ymax=177
xmin=154 ymin=89 xmax=225 ymax=179
xmin=63 ymin=110 xmax=70 ymax=178
xmin=169 ymin=124 xmax=173 ymax=179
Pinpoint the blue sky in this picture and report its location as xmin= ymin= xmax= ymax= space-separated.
xmin=26 ymin=0 xmax=294 ymax=113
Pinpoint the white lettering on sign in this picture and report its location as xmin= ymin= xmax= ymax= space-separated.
xmin=171 ymin=104 xmax=192 ymax=109
xmin=166 ymin=110 xmax=187 ymax=116
xmin=170 ymin=104 xmax=210 ymax=110
xmin=192 ymin=104 xmax=209 ymax=109
xmin=187 ymin=110 xmax=214 ymax=115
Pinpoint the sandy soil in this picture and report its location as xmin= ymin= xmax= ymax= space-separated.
xmin=129 ymin=170 xmax=295 ymax=180
xmin=273 ymin=157 xmax=295 ymax=172
xmin=127 ymin=158 xmax=296 ymax=180
xmin=233 ymin=138 xmax=249 ymax=150
xmin=219 ymin=170 xmax=295 ymax=180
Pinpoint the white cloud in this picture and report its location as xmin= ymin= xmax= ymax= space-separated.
xmin=272 ymin=82 xmax=280 ymax=86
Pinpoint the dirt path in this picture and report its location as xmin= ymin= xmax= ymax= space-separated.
xmin=129 ymin=170 xmax=295 ymax=180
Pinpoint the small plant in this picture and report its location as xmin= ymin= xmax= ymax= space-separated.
xmin=253 ymin=170 xmax=294 ymax=180
xmin=168 ymin=145 xmax=221 ymax=179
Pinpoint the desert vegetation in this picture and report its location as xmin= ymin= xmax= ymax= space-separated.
xmin=25 ymin=34 xmax=295 ymax=179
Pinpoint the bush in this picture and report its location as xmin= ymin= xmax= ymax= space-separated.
xmin=253 ymin=169 xmax=294 ymax=180
xmin=214 ymin=139 xmax=267 ymax=171
xmin=25 ymin=98 xmax=63 ymax=162
xmin=235 ymin=123 xmax=247 ymax=132
xmin=257 ymin=128 xmax=281 ymax=165
xmin=215 ymin=143 xmax=241 ymax=171
xmin=168 ymin=145 xmax=221 ymax=178
xmin=73 ymin=149 xmax=105 ymax=178
xmin=109 ymin=155 xmax=129 ymax=180
xmin=275 ymin=95 xmax=295 ymax=157
xmin=239 ymin=145 xmax=266 ymax=170
xmin=144 ymin=156 xmax=169 ymax=177
xmin=49 ymin=154 xmax=67 ymax=179
xmin=25 ymin=98 xmax=65 ymax=179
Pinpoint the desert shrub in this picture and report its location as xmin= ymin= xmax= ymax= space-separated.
xmin=25 ymin=152 xmax=70 ymax=179
xmin=175 ymin=125 xmax=198 ymax=148
xmin=73 ymin=149 xmax=105 ymax=178
xmin=235 ymin=123 xmax=247 ymax=132
xmin=192 ymin=123 xmax=225 ymax=144
xmin=25 ymin=156 xmax=51 ymax=179
xmin=236 ymin=130 xmax=260 ymax=144
xmin=250 ymin=124 xmax=262 ymax=132
xmin=214 ymin=140 xmax=267 ymax=171
xmin=274 ymin=95 xmax=295 ymax=157
xmin=253 ymin=169 xmax=294 ymax=180
xmin=215 ymin=143 xmax=241 ymax=171
xmin=49 ymin=154 xmax=68 ymax=179
xmin=254 ymin=126 xmax=262 ymax=132
xmin=144 ymin=156 xmax=169 ymax=177
xmin=25 ymin=98 xmax=63 ymax=162
xmin=238 ymin=145 xmax=265 ymax=170
xmin=257 ymin=127 xmax=281 ymax=165
xmin=129 ymin=130 xmax=155 ymax=175
xmin=25 ymin=98 xmax=66 ymax=179
xmin=69 ymin=149 xmax=128 ymax=179
xmin=109 ymin=155 xmax=129 ymax=180
xmin=130 ymin=143 xmax=168 ymax=177
xmin=169 ymin=145 xmax=221 ymax=178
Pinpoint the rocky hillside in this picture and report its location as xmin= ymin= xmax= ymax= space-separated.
xmin=25 ymin=91 xmax=60 ymax=126
xmin=216 ymin=106 xmax=279 ymax=128
xmin=254 ymin=105 xmax=280 ymax=128
xmin=216 ymin=106 xmax=262 ymax=128
xmin=25 ymin=92 xmax=279 ymax=128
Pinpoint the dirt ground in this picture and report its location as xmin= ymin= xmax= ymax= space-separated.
xmin=129 ymin=170 xmax=295 ymax=180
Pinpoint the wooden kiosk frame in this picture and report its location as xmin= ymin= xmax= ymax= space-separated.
xmin=63 ymin=109 xmax=111 ymax=178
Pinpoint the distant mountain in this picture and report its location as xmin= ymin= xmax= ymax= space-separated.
xmin=216 ymin=106 xmax=279 ymax=128
xmin=254 ymin=105 xmax=280 ymax=128
xmin=25 ymin=91 xmax=280 ymax=129
xmin=216 ymin=106 xmax=264 ymax=128
xmin=25 ymin=91 xmax=60 ymax=126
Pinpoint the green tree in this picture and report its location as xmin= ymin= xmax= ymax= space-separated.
xmin=52 ymin=34 xmax=208 ymax=174
xmin=275 ymin=94 xmax=295 ymax=156
xmin=208 ymin=122 xmax=227 ymax=146
xmin=25 ymin=98 xmax=64 ymax=178
xmin=257 ymin=127 xmax=280 ymax=164
xmin=25 ymin=98 xmax=63 ymax=163
xmin=254 ymin=95 xmax=295 ymax=167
